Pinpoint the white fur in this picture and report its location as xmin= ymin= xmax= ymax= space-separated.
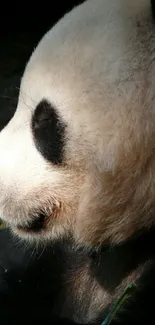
xmin=0 ymin=0 xmax=155 ymax=246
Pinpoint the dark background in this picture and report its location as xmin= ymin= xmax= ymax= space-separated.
xmin=0 ymin=1 xmax=84 ymax=131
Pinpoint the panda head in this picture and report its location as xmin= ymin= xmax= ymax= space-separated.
xmin=0 ymin=0 xmax=155 ymax=248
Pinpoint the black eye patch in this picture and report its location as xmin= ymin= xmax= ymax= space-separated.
xmin=31 ymin=99 xmax=66 ymax=165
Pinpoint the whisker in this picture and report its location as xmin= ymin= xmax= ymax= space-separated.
xmin=17 ymin=87 xmax=36 ymax=105
xmin=20 ymin=89 xmax=27 ymax=107
xmin=0 ymin=94 xmax=17 ymax=100
xmin=29 ymin=88 xmax=36 ymax=104
xmin=22 ymin=101 xmax=34 ymax=112
xmin=0 ymin=94 xmax=33 ymax=112
xmin=28 ymin=246 xmax=37 ymax=264
xmin=38 ymin=244 xmax=46 ymax=260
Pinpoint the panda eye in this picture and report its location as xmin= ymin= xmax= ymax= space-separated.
xmin=33 ymin=101 xmax=55 ymax=128
xmin=31 ymin=99 xmax=66 ymax=165
xmin=37 ymin=116 xmax=49 ymax=124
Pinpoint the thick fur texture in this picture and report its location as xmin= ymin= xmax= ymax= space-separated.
xmin=0 ymin=228 xmax=155 ymax=325
xmin=0 ymin=0 xmax=155 ymax=247
xmin=1 ymin=0 xmax=155 ymax=323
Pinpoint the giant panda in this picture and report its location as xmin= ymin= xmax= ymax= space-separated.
xmin=0 ymin=0 xmax=155 ymax=324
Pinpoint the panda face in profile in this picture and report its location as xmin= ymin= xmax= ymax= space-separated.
xmin=0 ymin=0 xmax=155 ymax=247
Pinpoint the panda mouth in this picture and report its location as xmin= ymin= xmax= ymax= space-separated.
xmin=17 ymin=213 xmax=47 ymax=233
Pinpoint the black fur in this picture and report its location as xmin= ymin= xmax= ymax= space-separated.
xmin=0 ymin=229 xmax=80 ymax=325
xmin=0 ymin=228 xmax=155 ymax=325
xmin=111 ymin=262 xmax=155 ymax=325
xmin=32 ymin=99 xmax=66 ymax=165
